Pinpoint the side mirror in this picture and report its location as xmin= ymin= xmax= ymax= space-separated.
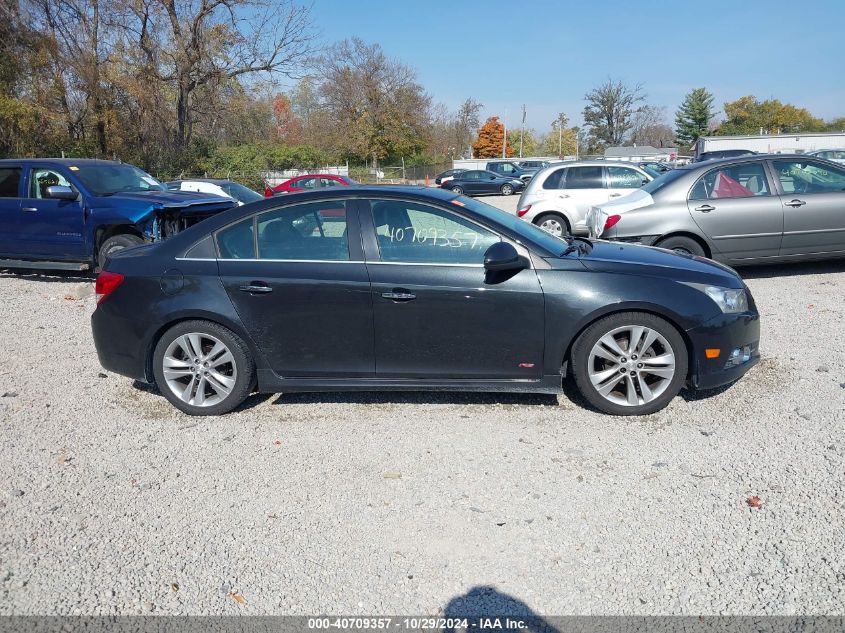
xmin=642 ymin=178 xmax=650 ymax=186
xmin=484 ymin=241 xmax=528 ymax=272
xmin=45 ymin=185 xmax=78 ymax=200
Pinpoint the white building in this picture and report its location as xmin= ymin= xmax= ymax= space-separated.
xmin=695 ymin=132 xmax=845 ymax=157
xmin=603 ymin=146 xmax=679 ymax=162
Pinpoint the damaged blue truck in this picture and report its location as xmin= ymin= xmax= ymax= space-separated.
xmin=0 ymin=159 xmax=236 ymax=271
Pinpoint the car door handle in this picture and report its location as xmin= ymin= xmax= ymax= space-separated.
xmin=22 ymin=207 xmax=37 ymax=212
xmin=609 ymin=193 xmax=622 ymax=198
xmin=238 ymin=283 xmax=273 ymax=294
xmin=694 ymin=204 xmax=715 ymax=213
xmin=381 ymin=290 xmax=416 ymax=302
xmin=785 ymin=199 xmax=806 ymax=208
xmin=558 ymin=194 xmax=569 ymax=198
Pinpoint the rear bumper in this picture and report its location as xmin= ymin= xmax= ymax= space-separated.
xmin=91 ymin=307 xmax=150 ymax=382
xmin=687 ymin=310 xmax=761 ymax=390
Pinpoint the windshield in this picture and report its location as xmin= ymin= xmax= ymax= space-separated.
xmin=453 ymin=195 xmax=573 ymax=256
xmin=641 ymin=168 xmax=687 ymax=196
xmin=74 ymin=163 xmax=165 ymax=195
xmin=223 ymin=182 xmax=263 ymax=204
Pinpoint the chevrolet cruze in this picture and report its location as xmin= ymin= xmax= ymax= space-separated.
xmin=92 ymin=187 xmax=760 ymax=417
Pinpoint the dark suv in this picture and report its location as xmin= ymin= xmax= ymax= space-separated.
xmin=485 ymin=161 xmax=537 ymax=182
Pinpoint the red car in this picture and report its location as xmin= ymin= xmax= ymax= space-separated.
xmin=264 ymin=174 xmax=357 ymax=197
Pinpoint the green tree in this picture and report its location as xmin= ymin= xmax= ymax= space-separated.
xmin=717 ymin=96 xmax=824 ymax=135
xmin=674 ymin=88 xmax=714 ymax=147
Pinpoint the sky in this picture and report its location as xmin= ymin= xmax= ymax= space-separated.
xmin=306 ymin=0 xmax=845 ymax=133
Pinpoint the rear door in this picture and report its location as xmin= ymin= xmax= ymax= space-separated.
xmin=0 ymin=165 xmax=24 ymax=256
xmin=606 ymin=165 xmax=648 ymax=201
xmin=771 ymin=158 xmax=845 ymax=256
xmin=359 ymin=197 xmax=545 ymax=379
xmin=18 ymin=165 xmax=86 ymax=259
xmin=216 ymin=198 xmax=375 ymax=377
xmin=685 ymin=160 xmax=782 ymax=261
xmin=561 ymin=165 xmax=608 ymax=216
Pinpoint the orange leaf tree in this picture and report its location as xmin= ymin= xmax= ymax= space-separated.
xmin=472 ymin=116 xmax=513 ymax=158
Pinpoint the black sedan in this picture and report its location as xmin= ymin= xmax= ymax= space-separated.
xmin=92 ymin=187 xmax=760 ymax=417
xmin=441 ymin=170 xmax=525 ymax=196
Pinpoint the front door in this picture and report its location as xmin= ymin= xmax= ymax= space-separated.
xmin=606 ymin=165 xmax=647 ymax=202
xmin=217 ymin=198 xmax=375 ymax=377
xmin=686 ymin=160 xmax=783 ymax=261
xmin=0 ymin=165 xmax=23 ymax=256
xmin=771 ymin=158 xmax=845 ymax=256
xmin=19 ymin=166 xmax=86 ymax=259
xmin=358 ymin=197 xmax=545 ymax=380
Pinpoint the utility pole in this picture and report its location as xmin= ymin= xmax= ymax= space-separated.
xmin=502 ymin=108 xmax=508 ymax=159
xmin=519 ymin=104 xmax=526 ymax=158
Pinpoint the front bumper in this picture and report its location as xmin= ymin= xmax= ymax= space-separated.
xmin=686 ymin=309 xmax=761 ymax=390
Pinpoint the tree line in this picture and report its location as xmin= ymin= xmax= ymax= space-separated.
xmin=2 ymin=1 xmax=843 ymax=182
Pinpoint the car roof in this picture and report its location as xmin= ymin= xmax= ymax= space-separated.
xmin=0 ymin=158 xmax=128 ymax=166
xmin=679 ymin=152 xmax=817 ymax=170
xmin=168 ymin=178 xmax=232 ymax=185
xmin=286 ymin=173 xmax=346 ymax=179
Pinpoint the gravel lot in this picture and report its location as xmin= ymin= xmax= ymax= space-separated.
xmin=1 ymin=202 xmax=844 ymax=615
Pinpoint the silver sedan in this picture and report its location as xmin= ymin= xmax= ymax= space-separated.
xmin=588 ymin=154 xmax=845 ymax=265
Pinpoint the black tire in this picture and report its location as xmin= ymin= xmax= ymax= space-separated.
xmin=571 ymin=312 xmax=688 ymax=416
xmin=501 ymin=184 xmax=514 ymax=196
xmin=451 ymin=185 xmax=464 ymax=195
xmin=152 ymin=320 xmax=255 ymax=416
xmin=655 ymin=235 xmax=706 ymax=257
xmin=534 ymin=213 xmax=570 ymax=238
xmin=98 ymin=233 xmax=145 ymax=268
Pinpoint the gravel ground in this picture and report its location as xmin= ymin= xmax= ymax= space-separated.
xmin=1 ymin=227 xmax=844 ymax=615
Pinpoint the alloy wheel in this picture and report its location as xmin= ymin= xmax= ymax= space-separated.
xmin=161 ymin=332 xmax=237 ymax=407
xmin=539 ymin=218 xmax=564 ymax=237
xmin=587 ymin=325 xmax=676 ymax=407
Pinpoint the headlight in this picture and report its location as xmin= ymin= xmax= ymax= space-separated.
xmin=684 ymin=283 xmax=748 ymax=313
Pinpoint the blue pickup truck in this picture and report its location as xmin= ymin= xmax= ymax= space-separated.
xmin=0 ymin=158 xmax=236 ymax=271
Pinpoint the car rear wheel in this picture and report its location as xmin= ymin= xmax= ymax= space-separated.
xmin=534 ymin=213 xmax=569 ymax=237
xmin=98 ymin=233 xmax=144 ymax=268
xmin=152 ymin=320 xmax=255 ymax=416
xmin=571 ymin=312 xmax=688 ymax=416
xmin=655 ymin=235 xmax=706 ymax=257
xmin=501 ymin=184 xmax=514 ymax=196
xmin=451 ymin=185 xmax=464 ymax=194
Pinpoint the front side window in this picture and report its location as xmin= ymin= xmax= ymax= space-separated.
xmin=29 ymin=169 xmax=72 ymax=198
xmin=320 ymin=178 xmax=339 ymax=188
xmin=0 ymin=167 xmax=22 ymax=197
xmin=498 ymin=163 xmax=517 ymax=174
xmin=563 ymin=166 xmax=603 ymax=189
xmin=368 ymin=200 xmax=499 ymax=265
xmin=689 ymin=162 xmax=771 ymax=200
xmin=216 ymin=201 xmax=349 ymax=261
xmin=607 ymin=166 xmax=645 ymax=189
xmin=772 ymin=159 xmax=845 ymax=194
xmin=296 ymin=177 xmax=317 ymax=189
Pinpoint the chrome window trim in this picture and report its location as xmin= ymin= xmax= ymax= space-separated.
xmin=176 ymin=257 xmax=486 ymax=268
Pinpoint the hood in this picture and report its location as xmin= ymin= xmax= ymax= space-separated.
xmin=95 ymin=190 xmax=236 ymax=216
xmin=550 ymin=240 xmax=743 ymax=288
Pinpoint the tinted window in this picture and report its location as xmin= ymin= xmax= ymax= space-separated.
xmin=320 ymin=178 xmax=340 ymax=188
xmin=216 ymin=217 xmax=255 ymax=259
xmin=564 ymin=166 xmax=603 ymax=189
xmin=296 ymin=177 xmax=317 ymax=189
xmin=257 ymin=201 xmax=349 ymax=260
xmin=0 ymin=167 xmax=22 ymax=197
xmin=369 ymin=200 xmax=499 ymax=264
xmin=689 ymin=162 xmax=770 ymax=200
xmin=607 ymin=166 xmax=645 ymax=189
xmin=542 ymin=168 xmax=567 ymax=189
xmin=773 ymin=159 xmax=845 ymax=194
xmin=462 ymin=171 xmax=482 ymax=180
xmin=74 ymin=163 xmax=165 ymax=195
xmin=29 ymin=168 xmax=72 ymax=198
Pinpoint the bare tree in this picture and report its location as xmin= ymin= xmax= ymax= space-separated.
xmin=630 ymin=105 xmax=674 ymax=147
xmin=583 ymin=78 xmax=644 ymax=150
xmin=453 ymin=98 xmax=482 ymax=158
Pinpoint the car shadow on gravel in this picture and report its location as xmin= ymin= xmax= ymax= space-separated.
xmin=738 ymin=259 xmax=845 ymax=279
xmin=271 ymin=391 xmax=559 ymax=406
xmin=0 ymin=268 xmax=93 ymax=283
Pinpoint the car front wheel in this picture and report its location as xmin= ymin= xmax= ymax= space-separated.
xmin=152 ymin=320 xmax=255 ymax=416
xmin=571 ymin=312 xmax=688 ymax=416
xmin=451 ymin=185 xmax=464 ymax=194
xmin=501 ymin=184 xmax=514 ymax=196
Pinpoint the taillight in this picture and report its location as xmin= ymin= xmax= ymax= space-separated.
xmin=95 ymin=271 xmax=125 ymax=304
xmin=603 ymin=214 xmax=622 ymax=233
xmin=264 ymin=187 xmax=273 ymax=197
xmin=517 ymin=205 xmax=531 ymax=217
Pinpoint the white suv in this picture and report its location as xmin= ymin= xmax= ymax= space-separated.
xmin=514 ymin=161 xmax=652 ymax=236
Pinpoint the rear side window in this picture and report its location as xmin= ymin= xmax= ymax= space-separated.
xmin=257 ymin=201 xmax=349 ymax=261
xmin=0 ymin=167 xmax=22 ymax=197
xmin=563 ymin=166 xmax=603 ymax=189
xmin=689 ymin=162 xmax=770 ymax=200
xmin=542 ymin=168 xmax=567 ymax=189
xmin=216 ymin=217 xmax=255 ymax=259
